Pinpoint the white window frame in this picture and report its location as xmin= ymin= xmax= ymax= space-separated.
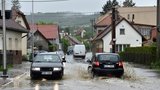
xmin=120 ymin=28 xmax=125 ymax=35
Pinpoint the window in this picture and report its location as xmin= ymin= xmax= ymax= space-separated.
xmin=127 ymin=14 xmax=130 ymax=20
xmin=8 ymin=38 xmax=12 ymax=50
xmin=15 ymin=38 xmax=18 ymax=50
xmin=119 ymin=44 xmax=122 ymax=52
xmin=115 ymin=44 xmax=130 ymax=52
xmin=132 ymin=14 xmax=135 ymax=20
xmin=120 ymin=29 xmax=125 ymax=35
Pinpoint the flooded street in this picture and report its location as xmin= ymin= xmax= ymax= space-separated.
xmin=1 ymin=53 xmax=160 ymax=90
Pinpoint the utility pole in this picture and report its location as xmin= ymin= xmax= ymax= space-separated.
xmin=90 ymin=19 xmax=95 ymax=38
xmin=31 ymin=0 xmax=35 ymax=60
xmin=157 ymin=0 xmax=160 ymax=60
xmin=1 ymin=0 xmax=8 ymax=78
xmin=112 ymin=7 xmax=116 ymax=53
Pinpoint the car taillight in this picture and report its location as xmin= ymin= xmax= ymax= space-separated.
xmin=93 ymin=61 xmax=100 ymax=66
xmin=118 ymin=61 xmax=123 ymax=67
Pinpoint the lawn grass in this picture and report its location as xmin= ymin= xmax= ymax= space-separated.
xmin=0 ymin=64 xmax=13 ymax=71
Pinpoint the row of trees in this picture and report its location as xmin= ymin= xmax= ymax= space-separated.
xmin=101 ymin=0 xmax=135 ymax=15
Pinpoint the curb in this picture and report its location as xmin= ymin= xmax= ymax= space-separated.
xmin=1 ymin=72 xmax=28 ymax=88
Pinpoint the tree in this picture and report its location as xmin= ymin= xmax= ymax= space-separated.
xmin=64 ymin=27 xmax=70 ymax=35
xmin=61 ymin=38 xmax=70 ymax=53
xmin=101 ymin=0 xmax=119 ymax=15
xmin=123 ymin=0 xmax=135 ymax=7
xmin=12 ymin=0 xmax=21 ymax=10
xmin=36 ymin=21 xmax=53 ymax=25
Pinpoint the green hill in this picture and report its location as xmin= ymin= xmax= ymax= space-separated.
xmin=26 ymin=12 xmax=100 ymax=27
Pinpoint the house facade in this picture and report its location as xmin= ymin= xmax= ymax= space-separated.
xmin=0 ymin=7 xmax=30 ymax=56
xmin=132 ymin=23 xmax=155 ymax=40
xmin=27 ymin=30 xmax=50 ymax=51
xmin=0 ymin=19 xmax=28 ymax=64
xmin=94 ymin=9 xmax=156 ymax=47
xmin=11 ymin=7 xmax=30 ymax=56
xmin=97 ymin=7 xmax=156 ymax=26
xmin=93 ymin=18 xmax=144 ymax=53
xmin=118 ymin=7 xmax=156 ymax=25
xmin=74 ymin=28 xmax=86 ymax=38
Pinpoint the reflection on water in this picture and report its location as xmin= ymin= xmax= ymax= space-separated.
xmin=53 ymin=82 xmax=59 ymax=90
xmin=35 ymin=84 xmax=39 ymax=90
xmin=33 ymin=80 xmax=60 ymax=90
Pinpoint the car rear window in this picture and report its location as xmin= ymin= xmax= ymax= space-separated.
xmin=97 ymin=54 xmax=119 ymax=61
xmin=34 ymin=54 xmax=61 ymax=62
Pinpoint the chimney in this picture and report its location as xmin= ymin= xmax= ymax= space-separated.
xmin=0 ymin=0 xmax=12 ymax=19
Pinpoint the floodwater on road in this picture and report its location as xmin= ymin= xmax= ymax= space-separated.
xmin=1 ymin=53 xmax=160 ymax=90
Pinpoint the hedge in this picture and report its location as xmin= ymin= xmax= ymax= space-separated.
xmin=119 ymin=47 xmax=157 ymax=65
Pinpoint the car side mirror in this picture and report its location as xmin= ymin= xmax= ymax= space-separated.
xmin=62 ymin=59 xmax=66 ymax=62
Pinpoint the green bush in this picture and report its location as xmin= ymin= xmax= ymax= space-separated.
xmin=61 ymin=38 xmax=70 ymax=53
xmin=120 ymin=47 xmax=157 ymax=65
xmin=0 ymin=64 xmax=13 ymax=71
xmin=151 ymin=60 xmax=160 ymax=69
xmin=22 ymin=55 xmax=28 ymax=61
xmin=49 ymin=44 xmax=57 ymax=52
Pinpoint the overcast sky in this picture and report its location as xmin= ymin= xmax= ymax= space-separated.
xmin=5 ymin=0 xmax=157 ymax=14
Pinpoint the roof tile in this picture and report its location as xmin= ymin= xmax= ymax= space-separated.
xmin=30 ymin=24 xmax=59 ymax=39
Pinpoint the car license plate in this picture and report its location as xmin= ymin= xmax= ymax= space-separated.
xmin=42 ymin=72 xmax=52 ymax=75
xmin=104 ymin=65 xmax=114 ymax=68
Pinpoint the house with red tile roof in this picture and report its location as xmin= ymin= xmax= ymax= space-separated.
xmin=92 ymin=17 xmax=146 ymax=53
xmin=29 ymin=24 xmax=60 ymax=51
xmin=94 ymin=13 xmax=156 ymax=48
xmin=27 ymin=29 xmax=51 ymax=51
xmin=94 ymin=14 xmax=122 ymax=34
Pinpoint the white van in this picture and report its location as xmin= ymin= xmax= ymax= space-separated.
xmin=73 ymin=44 xmax=86 ymax=59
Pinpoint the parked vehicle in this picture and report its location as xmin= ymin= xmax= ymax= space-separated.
xmin=67 ymin=46 xmax=73 ymax=55
xmin=73 ymin=44 xmax=86 ymax=59
xmin=55 ymin=50 xmax=65 ymax=61
xmin=30 ymin=52 xmax=66 ymax=79
xmin=87 ymin=53 xmax=124 ymax=78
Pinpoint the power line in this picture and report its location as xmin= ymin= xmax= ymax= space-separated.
xmin=19 ymin=0 xmax=68 ymax=2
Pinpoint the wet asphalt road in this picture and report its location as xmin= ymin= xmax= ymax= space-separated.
xmin=1 ymin=53 xmax=160 ymax=90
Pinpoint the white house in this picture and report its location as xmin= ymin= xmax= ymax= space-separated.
xmin=92 ymin=18 xmax=146 ymax=53
xmin=11 ymin=6 xmax=30 ymax=56
xmin=0 ymin=19 xmax=28 ymax=64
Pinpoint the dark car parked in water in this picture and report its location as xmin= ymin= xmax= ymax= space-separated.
xmin=87 ymin=53 xmax=124 ymax=78
xmin=30 ymin=52 xmax=66 ymax=79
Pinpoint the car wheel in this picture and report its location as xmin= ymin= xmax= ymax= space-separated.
xmin=91 ymin=71 xmax=95 ymax=79
xmin=30 ymin=73 xmax=36 ymax=80
xmin=116 ymin=74 xmax=123 ymax=78
xmin=59 ymin=71 xmax=63 ymax=79
xmin=91 ymin=70 xmax=99 ymax=79
xmin=88 ymin=66 xmax=92 ymax=73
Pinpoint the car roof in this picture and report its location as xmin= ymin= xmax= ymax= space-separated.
xmin=37 ymin=52 xmax=58 ymax=55
xmin=95 ymin=52 xmax=119 ymax=56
